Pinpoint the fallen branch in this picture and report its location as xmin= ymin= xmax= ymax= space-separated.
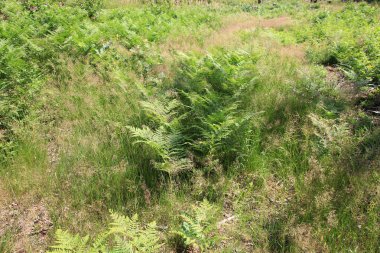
xmin=217 ymin=215 xmax=236 ymax=228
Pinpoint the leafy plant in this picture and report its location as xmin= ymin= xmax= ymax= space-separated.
xmin=127 ymin=50 xmax=259 ymax=174
xmin=127 ymin=97 xmax=193 ymax=174
xmin=309 ymin=113 xmax=350 ymax=155
xmin=305 ymin=4 xmax=380 ymax=85
xmin=173 ymin=200 xmax=218 ymax=251
xmin=78 ymin=0 xmax=104 ymax=19
xmin=48 ymin=211 xmax=162 ymax=253
xmin=0 ymin=0 xmax=220 ymax=163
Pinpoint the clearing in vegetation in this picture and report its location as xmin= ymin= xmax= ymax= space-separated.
xmin=0 ymin=0 xmax=379 ymax=252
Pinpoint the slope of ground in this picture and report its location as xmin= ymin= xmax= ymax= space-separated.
xmin=1 ymin=0 xmax=379 ymax=252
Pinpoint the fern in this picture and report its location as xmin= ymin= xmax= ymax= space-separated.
xmin=173 ymin=200 xmax=218 ymax=251
xmin=195 ymin=103 xmax=254 ymax=157
xmin=48 ymin=211 xmax=162 ymax=253
xmin=48 ymin=230 xmax=91 ymax=253
xmin=127 ymin=124 xmax=192 ymax=174
xmin=108 ymin=212 xmax=162 ymax=253
xmin=139 ymin=99 xmax=182 ymax=126
xmin=127 ymin=97 xmax=193 ymax=174
xmin=127 ymin=125 xmax=172 ymax=160
xmin=309 ymin=112 xmax=350 ymax=153
xmin=127 ymin=50 xmax=258 ymax=174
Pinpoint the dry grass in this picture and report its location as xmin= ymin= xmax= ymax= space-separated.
xmin=290 ymin=224 xmax=327 ymax=253
xmin=4 ymin=2 xmax=378 ymax=251
xmin=0 ymin=183 xmax=11 ymax=206
xmin=157 ymin=14 xmax=300 ymax=83
xmin=278 ymin=44 xmax=306 ymax=61
xmin=203 ymin=15 xmax=293 ymax=47
xmin=105 ymin=0 xmax=220 ymax=8
xmin=160 ymin=14 xmax=295 ymax=55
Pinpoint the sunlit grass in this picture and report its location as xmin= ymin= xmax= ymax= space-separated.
xmin=1 ymin=0 xmax=379 ymax=252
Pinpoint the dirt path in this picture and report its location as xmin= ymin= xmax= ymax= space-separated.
xmin=160 ymin=14 xmax=295 ymax=54
xmin=156 ymin=14 xmax=304 ymax=81
xmin=205 ymin=15 xmax=293 ymax=47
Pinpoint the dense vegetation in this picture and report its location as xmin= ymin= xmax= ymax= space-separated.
xmin=0 ymin=0 xmax=379 ymax=252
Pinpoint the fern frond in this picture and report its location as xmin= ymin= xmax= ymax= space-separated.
xmin=108 ymin=211 xmax=139 ymax=237
xmin=127 ymin=124 xmax=191 ymax=174
xmin=48 ymin=229 xmax=89 ymax=253
xmin=154 ymin=157 xmax=193 ymax=174
xmin=92 ymin=231 xmax=108 ymax=252
xmin=127 ymin=125 xmax=170 ymax=160
xmin=172 ymin=200 xmax=218 ymax=251
xmin=140 ymin=99 xmax=181 ymax=126
xmin=49 ymin=211 xmax=162 ymax=253
xmin=108 ymin=211 xmax=162 ymax=253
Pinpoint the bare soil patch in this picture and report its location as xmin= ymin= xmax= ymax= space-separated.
xmin=0 ymin=201 xmax=53 ymax=252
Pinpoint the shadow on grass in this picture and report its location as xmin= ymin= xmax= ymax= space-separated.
xmin=266 ymin=127 xmax=380 ymax=252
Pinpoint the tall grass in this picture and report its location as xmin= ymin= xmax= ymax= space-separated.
xmin=1 ymin=0 xmax=379 ymax=252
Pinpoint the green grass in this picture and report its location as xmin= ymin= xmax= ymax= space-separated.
xmin=1 ymin=0 xmax=379 ymax=252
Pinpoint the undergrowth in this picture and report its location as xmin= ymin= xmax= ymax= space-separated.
xmin=1 ymin=0 xmax=379 ymax=252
